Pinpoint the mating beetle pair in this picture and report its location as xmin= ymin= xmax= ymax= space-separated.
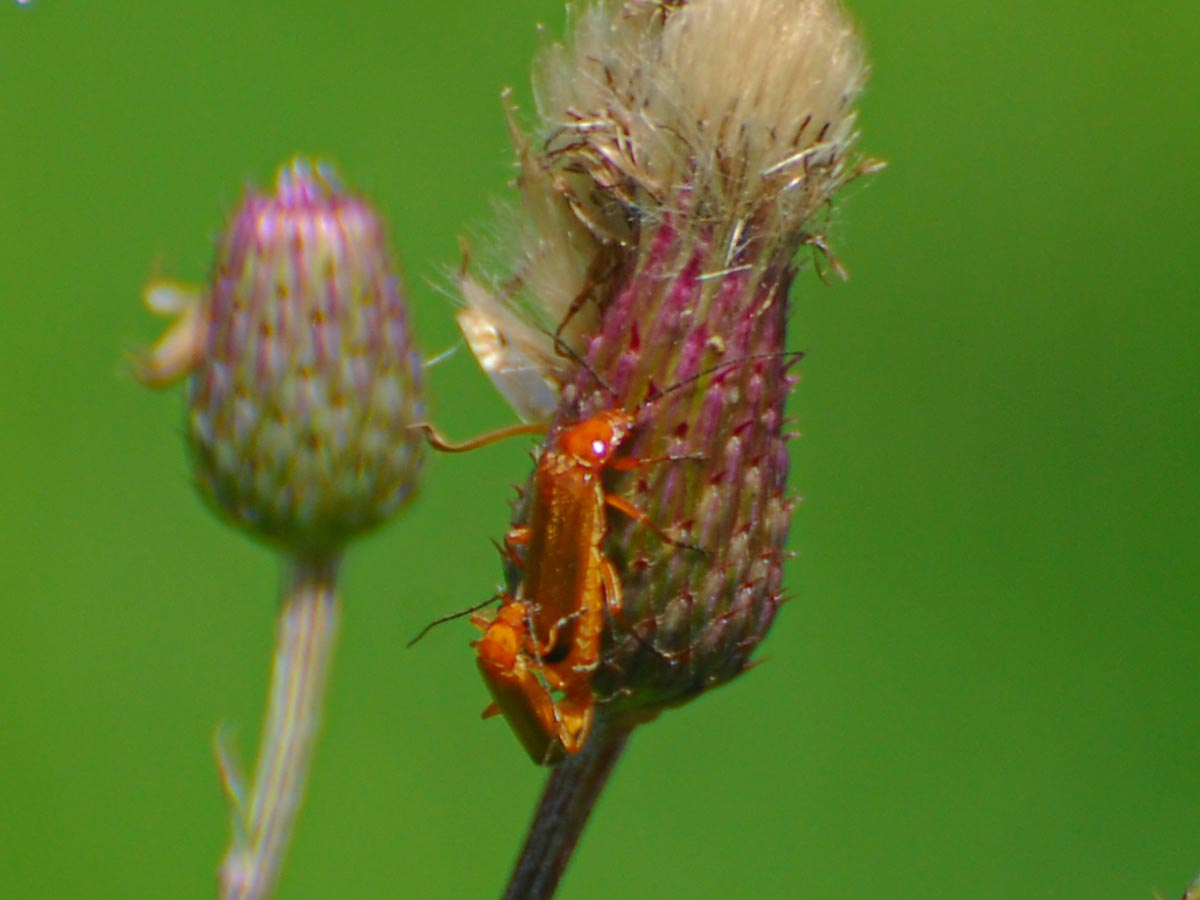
xmin=417 ymin=406 xmax=674 ymax=764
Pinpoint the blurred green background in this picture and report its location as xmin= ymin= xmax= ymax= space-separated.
xmin=2 ymin=1 xmax=1197 ymax=897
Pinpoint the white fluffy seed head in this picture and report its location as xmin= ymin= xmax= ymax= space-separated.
xmin=536 ymin=0 xmax=867 ymax=231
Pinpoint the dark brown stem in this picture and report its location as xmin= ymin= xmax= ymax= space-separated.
xmin=503 ymin=719 xmax=634 ymax=900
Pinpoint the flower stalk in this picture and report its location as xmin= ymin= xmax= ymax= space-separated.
xmin=218 ymin=556 xmax=341 ymax=900
xmin=504 ymin=719 xmax=632 ymax=900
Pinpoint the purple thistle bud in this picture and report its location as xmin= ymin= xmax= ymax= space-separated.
xmin=473 ymin=0 xmax=876 ymax=739
xmin=135 ymin=159 xmax=426 ymax=899
xmin=138 ymin=158 xmax=425 ymax=558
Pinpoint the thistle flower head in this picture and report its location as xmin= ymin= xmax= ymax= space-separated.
xmin=137 ymin=158 xmax=425 ymax=559
xmin=465 ymin=0 xmax=874 ymax=743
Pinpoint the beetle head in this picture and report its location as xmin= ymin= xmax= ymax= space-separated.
xmin=557 ymin=409 xmax=636 ymax=468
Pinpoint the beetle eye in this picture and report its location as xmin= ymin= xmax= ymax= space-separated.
xmin=592 ymin=439 xmax=607 ymax=457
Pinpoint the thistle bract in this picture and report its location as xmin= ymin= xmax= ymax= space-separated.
xmin=142 ymin=158 xmax=425 ymax=557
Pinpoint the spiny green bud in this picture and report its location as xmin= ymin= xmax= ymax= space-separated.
xmin=137 ymin=158 xmax=425 ymax=558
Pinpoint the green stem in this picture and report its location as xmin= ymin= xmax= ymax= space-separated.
xmin=217 ymin=555 xmax=342 ymax=900
xmin=503 ymin=719 xmax=633 ymax=900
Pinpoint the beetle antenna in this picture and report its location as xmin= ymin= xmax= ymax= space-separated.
xmin=411 ymin=421 xmax=547 ymax=453
xmin=642 ymin=348 xmax=805 ymax=410
xmin=542 ymin=325 xmax=618 ymax=403
xmin=407 ymin=595 xmax=502 ymax=647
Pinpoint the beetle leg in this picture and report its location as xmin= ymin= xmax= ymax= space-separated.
xmin=506 ymin=526 xmax=531 ymax=546
xmin=600 ymin=556 xmax=623 ymax=616
xmin=599 ymin=553 xmax=671 ymax=659
xmin=533 ymin=608 xmax=585 ymax=673
xmin=491 ymin=526 xmax=531 ymax=570
xmin=532 ymin=572 xmax=602 ymax=756
xmin=604 ymin=492 xmax=708 ymax=555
